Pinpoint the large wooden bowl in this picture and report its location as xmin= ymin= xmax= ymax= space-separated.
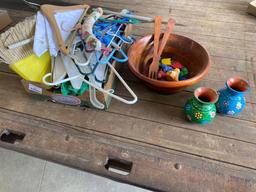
xmin=128 ymin=34 xmax=211 ymax=93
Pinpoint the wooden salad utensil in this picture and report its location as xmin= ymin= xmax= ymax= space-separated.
xmin=157 ymin=18 xmax=176 ymax=58
xmin=145 ymin=18 xmax=176 ymax=79
xmin=148 ymin=16 xmax=162 ymax=79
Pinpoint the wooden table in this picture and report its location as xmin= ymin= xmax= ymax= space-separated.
xmin=0 ymin=0 xmax=256 ymax=191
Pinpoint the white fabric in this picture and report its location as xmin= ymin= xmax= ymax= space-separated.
xmin=54 ymin=9 xmax=83 ymax=45
xmin=33 ymin=9 xmax=83 ymax=57
xmin=45 ymin=16 xmax=58 ymax=56
xmin=33 ymin=11 xmax=48 ymax=57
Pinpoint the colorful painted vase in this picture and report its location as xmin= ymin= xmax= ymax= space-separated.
xmin=185 ymin=87 xmax=219 ymax=124
xmin=216 ymin=77 xmax=250 ymax=116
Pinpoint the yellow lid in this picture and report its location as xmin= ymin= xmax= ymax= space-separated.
xmin=9 ymin=52 xmax=51 ymax=83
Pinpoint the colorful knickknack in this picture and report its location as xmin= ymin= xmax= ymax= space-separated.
xmin=216 ymin=77 xmax=250 ymax=116
xmin=185 ymin=87 xmax=219 ymax=124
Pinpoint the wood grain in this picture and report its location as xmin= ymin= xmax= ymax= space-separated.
xmin=1 ymin=108 xmax=256 ymax=192
xmin=1 ymin=0 xmax=256 ymax=191
xmin=0 ymin=73 xmax=256 ymax=170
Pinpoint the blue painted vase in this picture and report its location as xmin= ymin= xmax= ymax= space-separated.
xmin=216 ymin=77 xmax=250 ymax=116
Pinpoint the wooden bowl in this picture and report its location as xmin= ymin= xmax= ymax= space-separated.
xmin=128 ymin=34 xmax=211 ymax=93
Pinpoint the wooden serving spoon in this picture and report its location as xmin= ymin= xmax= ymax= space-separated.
xmin=144 ymin=18 xmax=176 ymax=78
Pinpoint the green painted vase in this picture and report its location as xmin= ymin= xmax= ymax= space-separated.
xmin=184 ymin=87 xmax=219 ymax=124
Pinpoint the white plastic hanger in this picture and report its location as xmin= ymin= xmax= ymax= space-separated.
xmin=82 ymin=63 xmax=105 ymax=109
xmin=61 ymin=52 xmax=84 ymax=89
xmin=42 ymin=61 xmax=137 ymax=105
xmin=51 ymin=54 xmax=66 ymax=83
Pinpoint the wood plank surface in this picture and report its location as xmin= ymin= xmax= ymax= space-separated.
xmin=1 ymin=72 xmax=256 ymax=170
xmin=0 ymin=0 xmax=256 ymax=191
xmin=1 ymin=108 xmax=256 ymax=192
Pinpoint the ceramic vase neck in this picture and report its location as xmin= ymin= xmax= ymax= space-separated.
xmin=194 ymin=96 xmax=212 ymax=106
xmin=192 ymin=87 xmax=218 ymax=110
xmin=191 ymin=96 xmax=215 ymax=113
xmin=226 ymin=83 xmax=247 ymax=96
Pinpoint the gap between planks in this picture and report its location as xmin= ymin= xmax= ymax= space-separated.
xmin=0 ymin=2 xmax=254 ymax=142
xmin=4 ymin=7 xmax=256 ymax=49
xmin=2 ymin=102 xmax=256 ymax=172
xmin=2 ymin=106 xmax=256 ymax=192
xmin=1 ymin=73 xmax=256 ymax=169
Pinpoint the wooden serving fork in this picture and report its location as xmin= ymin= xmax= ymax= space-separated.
xmin=146 ymin=18 xmax=176 ymax=79
xmin=148 ymin=16 xmax=162 ymax=79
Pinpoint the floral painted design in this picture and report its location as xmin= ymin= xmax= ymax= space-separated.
xmin=195 ymin=112 xmax=203 ymax=120
xmin=236 ymin=102 xmax=242 ymax=110
xmin=216 ymin=79 xmax=249 ymax=116
xmin=185 ymin=93 xmax=217 ymax=124
xmin=185 ymin=104 xmax=192 ymax=111
xmin=210 ymin=111 xmax=216 ymax=118
xmin=227 ymin=110 xmax=235 ymax=115
xmin=223 ymin=101 xmax=229 ymax=107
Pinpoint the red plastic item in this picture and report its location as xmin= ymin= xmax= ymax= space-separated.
xmin=172 ymin=61 xmax=183 ymax=69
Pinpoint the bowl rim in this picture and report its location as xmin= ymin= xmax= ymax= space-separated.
xmin=128 ymin=34 xmax=211 ymax=87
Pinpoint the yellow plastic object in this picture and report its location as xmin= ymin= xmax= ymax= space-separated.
xmin=166 ymin=68 xmax=180 ymax=81
xmin=161 ymin=58 xmax=172 ymax=66
xmin=9 ymin=52 xmax=51 ymax=83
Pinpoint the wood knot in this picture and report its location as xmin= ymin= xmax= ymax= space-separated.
xmin=174 ymin=163 xmax=182 ymax=170
xmin=65 ymin=135 xmax=70 ymax=141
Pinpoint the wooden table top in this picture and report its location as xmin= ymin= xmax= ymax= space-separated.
xmin=0 ymin=0 xmax=256 ymax=191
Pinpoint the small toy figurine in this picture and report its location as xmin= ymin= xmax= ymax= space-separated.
xmin=180 ymin=67 xmax=188 ymax=77
xmin=166 ymin=68 xmax=180 ymax=81
xmin=159 ymin=64 xmax=173 ymax=73
xmin=161 ymin=58 xmax=172 ymax=65
xmin=157 ymin=69 xmax=166 ymax=80
xmin=157 ymin=59 xmax=188 ymax=81
xmin=179 ymin=76 xmax=187 ymax=81
xmin=171 ymin=61 xmax=183 ymax=69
